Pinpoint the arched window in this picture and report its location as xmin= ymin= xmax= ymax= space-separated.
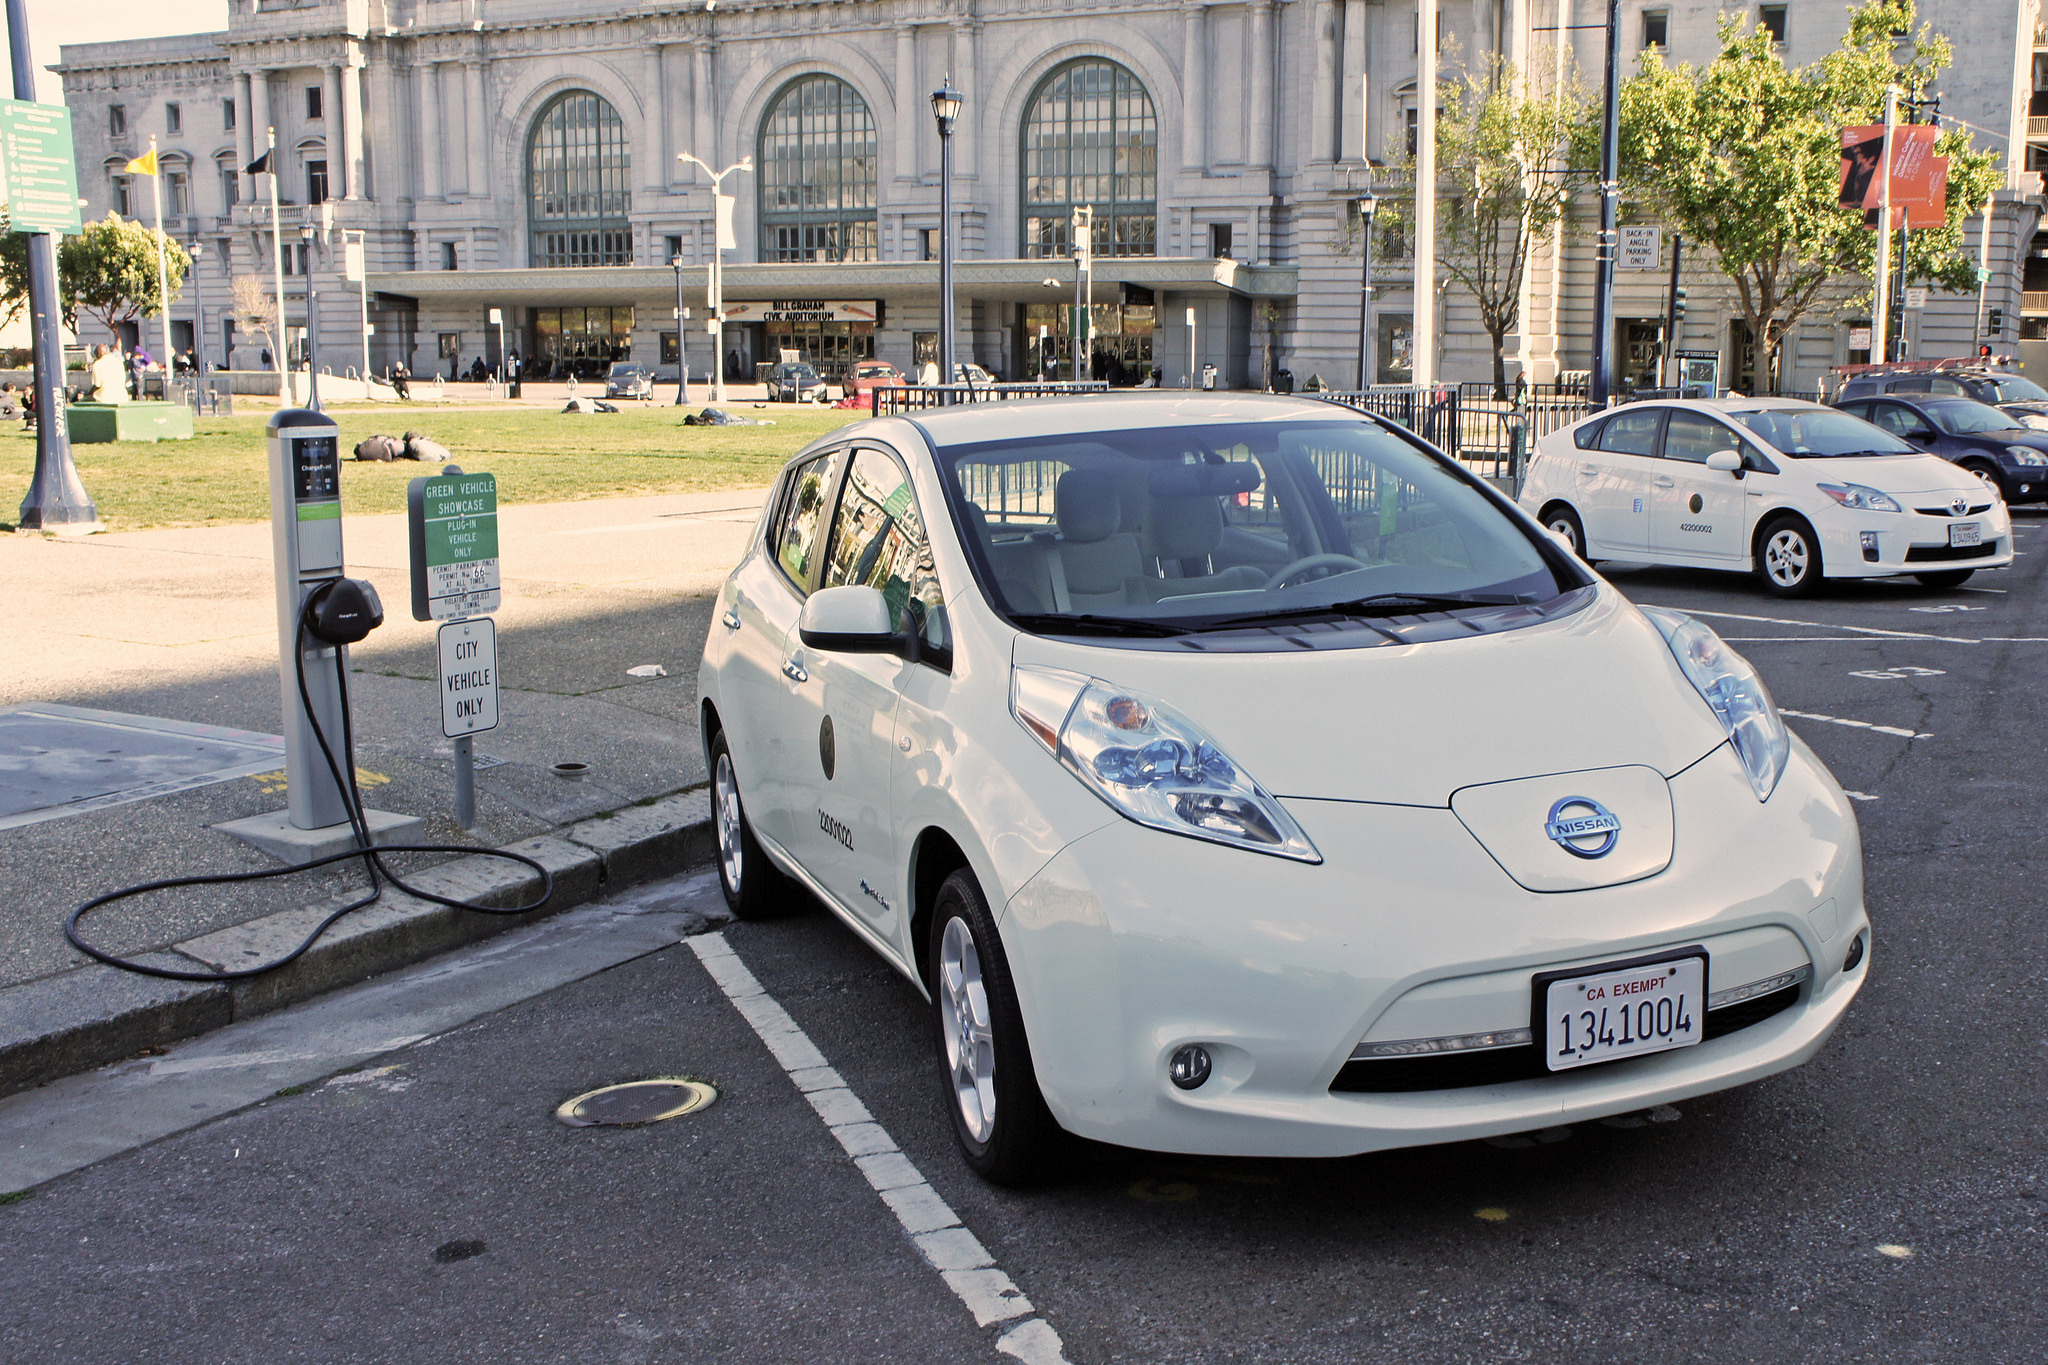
xmin=758 ymin=75 xmax=878 ymax=263
xmin=1021 ymin=59 xmax=1157 ymax=259
xmin=528 ymin=91 xmax=632 ymax=268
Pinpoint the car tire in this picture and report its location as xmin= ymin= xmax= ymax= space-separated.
xmin=1542 ymin=504 xmax=1593 ymax=563
xmin=927 ymin=867 xmax=1066 ymax=1186
xmin=1915 ymin=569 xmax=1975 ymax=589
xmin=708 ymin=729 xmax=791 ymax=920
xmin=1756 ymin=516 xmax=1823 ymax=598
xmin=1959 ymin=461 xmax=2004 ymax=500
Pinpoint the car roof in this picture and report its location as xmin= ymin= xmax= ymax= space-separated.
xmin=1587 ymin=397 xmax=1830 ymax=420
xmin=903 ymin=392 xmax=1384 ymax=445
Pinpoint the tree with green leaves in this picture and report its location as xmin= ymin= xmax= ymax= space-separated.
xmin=0 ymin=213 xmax=188 ymax=343
xmin=1386 ymin=56 xmax=1592 ymax=397
xmin=1615 ymin=0 xmax=1999 ymax=389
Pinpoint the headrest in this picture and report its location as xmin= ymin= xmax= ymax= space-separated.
xmin=1148 ymin=461 xmax=1261 ymax=497
xmin=1055 ymin=469 xmax=1122 ymax=543
xmin=1148 ymin=495 xmax=1226 ymax=560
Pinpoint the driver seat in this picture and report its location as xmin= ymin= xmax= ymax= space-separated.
xmin=1133 ymin=495 xmax=1271 ymax=602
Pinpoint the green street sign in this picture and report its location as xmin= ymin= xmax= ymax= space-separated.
xmin=407 ymin=471 xmax=501 ymax=621
xmin=0 ymin=100 xmax=82 ymax=236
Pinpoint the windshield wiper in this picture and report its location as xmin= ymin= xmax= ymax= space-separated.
xmin=1187 ymin=592 xmax=1523 ymax=633
xmin=1007 ymin=612 xmax=1193 ymax=638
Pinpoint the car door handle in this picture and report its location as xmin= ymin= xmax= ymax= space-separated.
xmin=1653 ymin=476 xmax=1676 ymax=487
xmin=1578 ymin=462 xmax=1598 ymax=476
xmin=781 ymin=659 xmax=809 ymax=684
xmin=721 ymin=608 xmax=741 ymax=631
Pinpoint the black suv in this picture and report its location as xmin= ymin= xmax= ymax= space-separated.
xmin=1834 ymin=368 xmax=2048 ymax=430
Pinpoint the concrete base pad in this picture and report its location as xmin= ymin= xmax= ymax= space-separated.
xmin=214 ymin=808 xmax=426 ymax=864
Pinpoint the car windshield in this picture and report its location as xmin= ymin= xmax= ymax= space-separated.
xmin=1986 ymin=376 xmax=2048 ymax=403
xmin=1729 ymin=408 xmax=1916 ymax=457
xmin=607 ymin=364 xmax=644 ymax=378
xmin=934 ymin=418 xmax=1581 ymax=636
xmin=1922 ymin=399 xmax=2023 ymax=435
xmin=784 ymin=365 xmax=820 ymax=381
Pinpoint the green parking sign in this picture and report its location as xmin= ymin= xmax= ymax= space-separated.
xmin=408 ymin=472 xmax=501 ymax=621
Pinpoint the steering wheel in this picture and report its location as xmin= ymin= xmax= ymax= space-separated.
xmin=1268 ymin=554 xmax=1371 ymax=589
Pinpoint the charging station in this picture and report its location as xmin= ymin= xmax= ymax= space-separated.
xmin=216 ymin=409 xmax=424 ymax=861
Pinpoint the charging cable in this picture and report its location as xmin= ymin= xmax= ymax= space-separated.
xmin=66 ymin=584 xmax=554 ymax=982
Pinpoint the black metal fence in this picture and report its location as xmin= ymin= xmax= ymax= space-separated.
xmin=873 ymin=381 xmax=1111 ymax=416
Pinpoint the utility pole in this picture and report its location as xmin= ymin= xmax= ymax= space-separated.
xmin=7 ymin=0 xmax=97 ymax=531
xmin=1588 ymin=0 xmax=1622 ymax=406
xmin=1660 ymin=233 xmax=1683 ymax=389
xmin=1414 ymin=0 xmax=1438 ymax=390
xmin=1872 ymin=86 xmax=1898 ymax=367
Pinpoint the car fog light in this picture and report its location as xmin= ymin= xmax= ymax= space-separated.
xmin=1843 ymin=932 xmax=1867 ymax=974
xmin=1168 ymin=1044 xmax=1213 ymax=1090
xmin=1860 ymin=530 xmax=1880 ymax=563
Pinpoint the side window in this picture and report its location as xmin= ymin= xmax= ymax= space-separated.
xmin=1662 ymin=411 xmax=1738 ymax=464
xmin=1835 ymin=402 xmax=1869 ymax=420
xmin=1890 ymin=376 xmax=1932 ymax=393
xmin=823 ymin=447 xmax=950 ymax=664
xmin=1573 ymin=416 xmax=1609 ymax=449
xmin=772 ymin=452 xmax=838 ymax=593
xmin=1868 ymin=403 xmax=1915 ymax=437
xmin=1597 ymin=409 xmax=1664 ymax=457
xmin=1925 ymin=376 xmax=1967 ymax=396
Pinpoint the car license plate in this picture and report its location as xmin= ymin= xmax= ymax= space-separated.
xmin=1950 ymin=522 xmax=1982 ymax=547
xmin=1538 ymin=952 xmax=1705 ymax=1072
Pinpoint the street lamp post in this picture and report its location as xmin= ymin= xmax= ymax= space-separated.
xmin=672 ymin=254 xmax=692 ymax=406
xmin=299 ymin=224 xmax=322 ymax=412
xmin=931 ymin=83 xmax=962 ymax=402
xmin=1588 ymin=0 xmax=1623 ymax=407
xmin=677 ymin=151 xmax=754 ymax=403
xmin=1070 ymin=204 xmax=1093 ymax=382
xmin=1354 ymin=191 xmax=1378 ymax=391
xmin=188 ymin=238 xmax=208 ymax=401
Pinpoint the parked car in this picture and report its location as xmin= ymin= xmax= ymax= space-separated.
xmin=1834 ymin=367 xmax=2048 ymax=431
xmin=699 ymin=393 xmax=1869 ymax=1182
xmin=954 ymin=361 xmax=995 ymax=386
xmin=1521 ymin=397 xmax=2013 ymax=596
xmin=767 ymin=361 xmax=827 ymax=403
xmin=604 ymin=362 xmax=654 ymax=401
xmin=846 ymin=360 xmax=907 ymax=397
xmin=1830 ymin=392 xmax=2048 ymax=506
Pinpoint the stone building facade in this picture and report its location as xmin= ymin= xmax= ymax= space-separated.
xmin=49 ymin=0 xmax=2048 ymax=394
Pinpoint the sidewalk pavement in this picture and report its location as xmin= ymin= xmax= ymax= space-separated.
xmin=0 ymin=484 xmax=774 ymax=1097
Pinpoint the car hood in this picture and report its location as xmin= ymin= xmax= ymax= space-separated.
xmin=1797 ymin=453 xmax=1986 ymax=497
xmin=1008 ymin=586 xmax=1731 ymax=807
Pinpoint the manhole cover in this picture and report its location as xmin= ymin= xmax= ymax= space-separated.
xmin=554 ymin=1079 xmax=717 ymax=1127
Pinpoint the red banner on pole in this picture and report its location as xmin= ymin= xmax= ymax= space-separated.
xmin=1840 ymin=124 xmax=1948 ymax=228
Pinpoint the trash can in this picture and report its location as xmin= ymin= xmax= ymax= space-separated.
xmin=1273 ymin=368 xmax=1294 ymax=395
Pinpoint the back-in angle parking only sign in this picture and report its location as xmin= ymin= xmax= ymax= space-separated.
xmin=438 ymin=617 xmax=499 ymax=738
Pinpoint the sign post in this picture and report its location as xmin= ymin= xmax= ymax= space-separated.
xmin=409 ymin=468 xmax=501 ymax=829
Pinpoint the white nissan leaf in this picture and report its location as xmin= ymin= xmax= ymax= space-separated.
xmin=1519 ymin=397 xmax=2013 ymax=596
xmin=698 ymin=394 xmax=1868 ymax=1183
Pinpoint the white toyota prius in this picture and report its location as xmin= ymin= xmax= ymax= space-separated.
xmin=1519 ymin=397 xmax=2013 ymax=595
xmin=698 ymin=394 xmax=1868 ymax=1183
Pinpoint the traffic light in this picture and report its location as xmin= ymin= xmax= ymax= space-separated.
xmin=1673 ymin=285 xmax=1689 ymax=321
xmin=1989 ymin=308 xmax=2004 ymax=336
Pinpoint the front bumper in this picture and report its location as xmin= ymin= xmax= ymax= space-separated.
xmin=1815 ymin=505 xmax=2014 ymax=578
xmin=1001 ymin=739 xmax=1867 ymax=1157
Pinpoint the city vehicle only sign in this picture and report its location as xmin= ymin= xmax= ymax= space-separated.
xmin=408 ymin=472 xmax=502 ymax=621
xmin=438 ymin=616 xmax=499 ymax=737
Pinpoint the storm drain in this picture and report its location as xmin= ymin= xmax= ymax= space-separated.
xmin=553 ymin=1079 xmax=717 ymax=1127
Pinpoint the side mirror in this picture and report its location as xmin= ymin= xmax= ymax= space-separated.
xmin=1906 ymin=428 xmax=1937 ymax=444
xmin=798 ymin=585 xmax=915 ymax=658
xmin=1705 ymin=449 xmax=1743 ymax=474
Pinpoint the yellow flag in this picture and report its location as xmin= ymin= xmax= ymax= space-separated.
xmin=123 ymin=149 xmax=158 ymax=176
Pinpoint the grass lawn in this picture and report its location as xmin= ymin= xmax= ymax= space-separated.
xmin=0 ymin=404 xmax=863 ymax=531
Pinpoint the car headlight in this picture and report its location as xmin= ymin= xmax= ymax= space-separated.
xmin=2016 ymin=415 xmax=2048 ymax=432
xmin=1640 ymin=608 xmax=1790 ymax=803
xmin=1815 ymin=481 xmax=1902 ymax=512
xmin=2003 ymin=445 xmax=2048 ymax=466
xmin=1011 ymin=666 xmax=1321 ymax=862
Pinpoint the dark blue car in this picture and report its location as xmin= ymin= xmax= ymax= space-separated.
xmin=1832 ymin=394 xmax=2048 ymax=505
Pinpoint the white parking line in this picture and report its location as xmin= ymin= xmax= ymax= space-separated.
xmin=1779 ymin=708 xmax=1932 ymax=739
xmin=1646 ymin=606 xmax=1981 ymax=646
xmin=688 ymin=933 xmax=1073 ymax=1365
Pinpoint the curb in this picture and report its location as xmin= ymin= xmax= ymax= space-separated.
xmin=0 ymin=790 xmax=715 ymax=1101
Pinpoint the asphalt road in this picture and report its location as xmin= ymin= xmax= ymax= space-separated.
xmin=1 ymin=515 xmax=2044 ymax=1363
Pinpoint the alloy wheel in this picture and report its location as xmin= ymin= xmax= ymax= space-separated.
xmin=1548 ymin=517 xmax=1579 ymax=553
xmin=1764 ymin=528 xmax=1809 ymax=587
xmin=939 ymin=916 xmax=997 ymax=1143
xmin=714 ymin=752 xmax=743 ymax=893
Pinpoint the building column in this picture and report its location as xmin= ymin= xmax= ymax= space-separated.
xmin=464 ymin=58 xmax=489 ymax=199
xmin=645 ymin=43 xmax=668 ymax=196
xmin=894 ymin=25 xmax=917 ymax=182
xmin=324 ymin=64 xmax=345 ymax=192
xmin=952 ymin=21 xmax=978 ymax=181
xmin=1339 ymin=0 xmax=1366 ymax=162
xmin=1247 ymin=0 xmax=1274 ymax=170
xmin=248 ymin=71 xmax=270 ymax=199
xmin=341 ymin=51 xmax=365 ymax=199
xmin=690 ymin=40 xmax=715 ymax=182
xmin=1180 ymin=2 xmax=1206 ymax=173
xmin=417 ymin=61 xmax=443 ymax=200
xmin=235 ymin=73 xmax=256 ymax=196
xmin=1310 ymin=0 xmax=1338 ymax=163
